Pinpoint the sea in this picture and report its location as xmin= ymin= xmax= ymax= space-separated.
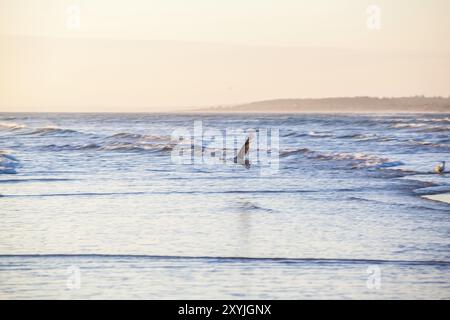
xmin=0 ymin=112 xmax=449 ymax=299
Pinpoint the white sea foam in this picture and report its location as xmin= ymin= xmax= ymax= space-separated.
xmin=392 ymin=122 xmax=450 ymax=133
xmin=308 ymin=131 xmax=334 ymax=138
xmin=392 ymin=123 xmax=427 ymax=129
xmin=280 ymin=147 xmax=398 ymax=169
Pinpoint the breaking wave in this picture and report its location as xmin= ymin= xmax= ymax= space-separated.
xmin=26 ymin=126 xmax=81 ymax=136
xmin=0 ymin=122 xmax=27 ymax=131
xmin=307 ymin=131 xmax=334 ymax=138
xmin=98 ymin=142 xmax=175 ymax=152
xmin=99 ymin=132 xmax=176 ymax=151
xmin=0 ymin=122 xmax=85 ymax=136
xmin=391 ymin=123 xmax=427 ymax=129
xmin=312 ymin=152 xmax=394 ymax=168
xmin=282 ymin=131 xmax=334 ymax=138
xmin=36 ymin=132 xmax=176 ymax=153
xmin=280 ymin=147 xmax=404 ymax=169
xmin=41 ymin=142 xmax=175 ymax=153
xmin=415 ymin=117 xmax=450 ymax=123
xmin=391 ymin=122 xmax=450 ymax=133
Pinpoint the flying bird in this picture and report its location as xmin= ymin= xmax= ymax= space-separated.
xmin=234 ymin=136 xmax=252 ymax=169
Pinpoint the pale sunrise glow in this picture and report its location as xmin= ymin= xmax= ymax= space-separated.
xmin=1 ymin=0 xmax=450 ymax=112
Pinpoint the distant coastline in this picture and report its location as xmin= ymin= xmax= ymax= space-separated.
xmin=2 ymin=97 xmax=450 ymax=114
xmin=190 ymin=97 xmax=450 ymax=113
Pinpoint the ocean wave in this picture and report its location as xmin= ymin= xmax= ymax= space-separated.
xmin=414 ymin=185 xmax=450 ymax=196
xmin=280 ymin=148 xmax=311 ymax=158
xmin=280 ymin=147 xmax=402 ymax=169
xmin=26 ymin=126 xmax=80 ymax=136
xmin=0 ymin=122 xmax=27 ymax=131
xmin=337 ymin=133 xmax=370 ymax=139
xmin=282 ymin=131 xmax=298 ymax=137
xmin=108 ymin=132 xmax=171 ymax=141
xmin=376 ymin=161 xmax=405 ymax=168
xmin=98 ymin=142 xmax=175 ymax=152
xmin=1 ymin=123 xmax=88 ymax=136
xmin=40 ymin=140 xmax=176 ymax=153
xmin=98 ymin=144 xmax=148 ymax=152
xmin=391 ymin=123 xmax=427 ymax=129
xmin=0 ymin=150 xmax=19 ymax=174
xmin=407 ymin=140 xmax=450 ymax=149
xmin=101 ymin=132 xmax=176 ymax=152
xmin=313 ymin=152 xmax=391 ymax=168
xmin=3 ymin=190 xmax=317 ymax=198
xmin=438 ymin=138 xmax=450 ymax=144
xmin=109 ymin=132 xmax=145 ymax=139
xmin=307 ymin=131 xmax=334 ymax=138
xmin=416 ymin=117 xmax=450 ymax=123
xmin=281 ymin=131 xmax=331 ymax=138
xmin=0 ymin=178 xmax=74 ymax=184
xmin=417 ymin=126 xmax=450 ymax=133
xmin=336 ymin=133 xmax=390 ymax=142
xmin=391 ymin=122 xmax=449 ymax=133
xmin=43 ymin=143 xmax=101 ymax=151
xmin=0 ymin=254 xmax=448 ymax=266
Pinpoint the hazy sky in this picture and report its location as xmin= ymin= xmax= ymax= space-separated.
xmin=1 ymin=0 xmax=449 ymax=112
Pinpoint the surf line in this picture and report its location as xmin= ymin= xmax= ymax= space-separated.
xmin=170 ymin=120 xmax=279 ymax=174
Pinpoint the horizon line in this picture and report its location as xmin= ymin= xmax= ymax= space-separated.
xmin=2 ymin=95 xmax=449 ymax=114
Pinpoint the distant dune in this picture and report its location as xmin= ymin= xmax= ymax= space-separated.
xmin=192 ymin=97 xmax=450 ymax=113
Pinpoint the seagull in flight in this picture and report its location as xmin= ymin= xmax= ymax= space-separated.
xmin=234 ymin=136 xmax=252 ymax=169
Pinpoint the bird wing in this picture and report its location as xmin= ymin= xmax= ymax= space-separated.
xmin=236 ymin=137 xmax=250 ymax=164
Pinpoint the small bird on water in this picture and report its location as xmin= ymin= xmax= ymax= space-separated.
xmin=434 ymin=161 xmax=446 ymax=174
